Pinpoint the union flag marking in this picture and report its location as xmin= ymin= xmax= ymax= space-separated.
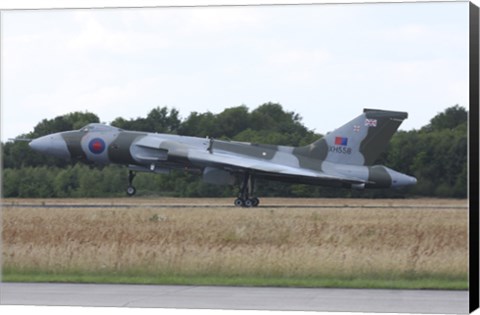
xmin=365 ymin=119 xmax=377 ymax=127
xmin=335 ymin=136 xmax=348 ymax=146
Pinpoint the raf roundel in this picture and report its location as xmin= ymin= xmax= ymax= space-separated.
xmin=88 ymin=138 xmax=106 ymax=154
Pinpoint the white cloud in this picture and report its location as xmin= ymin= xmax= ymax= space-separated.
xmin=183 ymin=6 xmax=264 ymax=34
xmin=268 ymin=49 xmax=331 ymax=66
xmin=68 ymin=11 xmax=172 ymax=53
xmin=1 ymin=2 xmax=469 ymax=141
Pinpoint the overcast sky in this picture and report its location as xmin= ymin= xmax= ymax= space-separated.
xmin=1 ymin=1 xmax=470 ymax=141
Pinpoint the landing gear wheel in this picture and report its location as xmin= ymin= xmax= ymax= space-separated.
xmin=244 ymin=199 xmax=253 ymax=208
xmin=126 ymin=186 xmax=136 ymax=196
xmin=234 ymin=198 xmax=244 ymax=207
xmin=234 ymin=172 xmax=261 ymax=207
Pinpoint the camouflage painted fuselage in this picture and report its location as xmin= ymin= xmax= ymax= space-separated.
xmin=29 ymin=109 xmax=417 ymax=190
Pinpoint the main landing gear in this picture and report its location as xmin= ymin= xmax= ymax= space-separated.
xmin=234 ymin=172 xmax=260 ymax=207
xmin=126 ymin=170 xmax=136 ymax=196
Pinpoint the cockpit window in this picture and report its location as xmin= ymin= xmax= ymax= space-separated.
xmin=80 ymin=123 xmax=122 ymax=132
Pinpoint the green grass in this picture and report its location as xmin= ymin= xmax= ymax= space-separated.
xmin=2 ymin=268 xmax=468 ymax=290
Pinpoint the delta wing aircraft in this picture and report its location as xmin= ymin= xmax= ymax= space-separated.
xmin=27 ymin=108 xmax=416 ymax=207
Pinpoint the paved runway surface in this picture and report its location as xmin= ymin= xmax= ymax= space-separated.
xmin=0 ymin=283 xmax=469 ymax=313
xmin=1 ymin=202 xmax=466 ymax=209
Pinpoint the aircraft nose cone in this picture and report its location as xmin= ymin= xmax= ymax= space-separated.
xmin=29 ymin=133 xmax=70 ymax=160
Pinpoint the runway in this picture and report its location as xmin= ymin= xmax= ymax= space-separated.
xmin=0 ymin=283 xmax=469 ymax=313
xmin=0 ymin=202 xmax=466 ymax=210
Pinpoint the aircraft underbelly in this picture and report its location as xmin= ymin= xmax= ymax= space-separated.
xmin=321 ymin=161 xmax=369 ymax=182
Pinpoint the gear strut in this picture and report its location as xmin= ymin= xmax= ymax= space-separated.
xmin=234 ymin=172 xmax=259 ymax=207
xmin=126 ymin=170 xmax=136 ymax=196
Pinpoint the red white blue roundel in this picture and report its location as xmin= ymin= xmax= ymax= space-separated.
xmin=88 ymin=138 xmax=106 ymax=154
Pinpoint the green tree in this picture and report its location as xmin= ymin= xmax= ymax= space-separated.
xmin=178 ymin=111 xmax=219 ymax=138
xmin=385 ymin=106 xmax=467 ymax=198
xmin=216 ymin=106 xmax=250 ymax=139
xmin=423 ymin=105 xmax=467 ymax=131
xmin=111 ymin=106 xmax=180 ymax=133
xmin=1 ymin=104 xmax=468 ymax=199
xmin=31 ymin=111 xmax=99 ymax=138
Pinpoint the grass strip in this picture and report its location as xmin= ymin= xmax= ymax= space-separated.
xmin=2 ymin=269 xmax=468 ymax=290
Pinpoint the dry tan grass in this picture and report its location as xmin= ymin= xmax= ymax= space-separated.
xmin=1 ymin=198 xmax=468 ymax=279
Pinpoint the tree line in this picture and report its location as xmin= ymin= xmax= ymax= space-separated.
xmin=1 ymin=103 xmax=467 ymax=198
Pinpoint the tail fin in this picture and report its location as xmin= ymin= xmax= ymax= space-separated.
xmin=295 ymin=109 xmax=408 ymax=166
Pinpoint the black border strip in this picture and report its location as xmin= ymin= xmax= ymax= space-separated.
xmin=470 ymin=1 xmax=479 ymax=314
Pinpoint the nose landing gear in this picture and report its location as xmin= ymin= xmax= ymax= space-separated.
xmin=234 ymin=172 xmax=260 ymax=207
xmin=126 ymin=170 xmax=136 ymax=196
